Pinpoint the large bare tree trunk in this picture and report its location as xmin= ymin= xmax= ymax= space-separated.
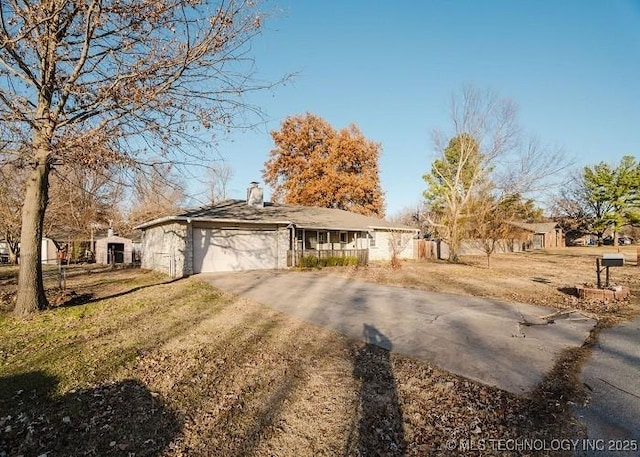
xmin=14 ymin=146 xmax=51 ymax=317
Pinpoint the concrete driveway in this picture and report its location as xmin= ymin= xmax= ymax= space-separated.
xmin=199 ymin=270 xmax=596 ymax=395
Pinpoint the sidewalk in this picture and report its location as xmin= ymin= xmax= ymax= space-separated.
xmin=575 ymin=316 xmax=640 ymax=456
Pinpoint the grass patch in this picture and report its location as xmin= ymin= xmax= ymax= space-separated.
xmin=1 ymin=271 xmax=229 ymax=392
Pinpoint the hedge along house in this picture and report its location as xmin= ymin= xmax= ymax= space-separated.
xmin=136 ymin=183 xmax=418 ymax=276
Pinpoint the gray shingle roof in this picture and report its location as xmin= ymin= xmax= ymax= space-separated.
xmin=136 ymin=200 xmax=416 ymax=232
xmin=510 ymin=221 xmax=560 ymax=234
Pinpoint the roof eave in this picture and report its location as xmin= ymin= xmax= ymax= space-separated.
xmin=294 ymin=224 xmax=418 ymax=232
xmin=134 ymin=216 xmax=185 ymax=230
xmin=189 ymin=217 xmax=292 ymax=226
xmin=135 ymin=216 xmax=293 ymax=230
xmin=368 ymin=225 xmax=419 ymax=232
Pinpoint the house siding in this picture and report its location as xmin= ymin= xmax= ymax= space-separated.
xmin=276 ymin=226 xmax=290 ymax=269
xmin=41 ymin=238 xmax=58 ymax=265
xmin=141 ymin=222 xmax=189 ymax=277
xmin=141 ymin=224 xmax=419 ymax=274
xmin=369 ymin=231 xmax=415 ymax=261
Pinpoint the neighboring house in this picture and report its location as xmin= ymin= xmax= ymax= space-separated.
xmin=41 ymin=237 xmax=60 ymax=265
xmin=0 ymin=240 xmax=9 ymax=263
xmin=510 ymin=221 xmax=565 ymax=249
xmin=136 ymin=183 xmax=418 ymax=276
xmin=95 ymin=229 xmax=134 ymax=264
xmin=566 ymin=234 xmax=597 ymax=246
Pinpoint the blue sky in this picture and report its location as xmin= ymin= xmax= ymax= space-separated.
xmin=189 ymin=0 xmax=640 ymax=216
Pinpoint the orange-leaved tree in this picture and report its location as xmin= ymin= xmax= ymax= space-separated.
xmin=263 ymin=113 xmax=385 ymax=216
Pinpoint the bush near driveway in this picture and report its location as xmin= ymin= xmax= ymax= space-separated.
xmin=298 ymin=255 xmax=358 ymax=269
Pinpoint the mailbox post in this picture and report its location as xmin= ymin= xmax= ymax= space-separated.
xmin=597 ymin=253 xmax=625 ymax=288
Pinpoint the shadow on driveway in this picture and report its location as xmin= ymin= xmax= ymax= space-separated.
xmin=353 ymin=324 xmax=406 ymax=455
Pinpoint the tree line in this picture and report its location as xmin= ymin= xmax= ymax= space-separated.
xmin=552 ymin=156 xmax=640 ymax=245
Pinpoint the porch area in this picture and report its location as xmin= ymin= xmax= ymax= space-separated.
xmin=287 ymin=248 xmax=369 ymax=267
xmin=287 ymin=228 xmax=371 ymax=267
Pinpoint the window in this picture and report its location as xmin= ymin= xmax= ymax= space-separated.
xmin=304 ymin=230 xmax=317 ymax=249
xmin=318 ymin=232 xmax=328 ymax=244
xmin=295 ymin=229 xmax=304 ymax=250
xmin=369 ymin=233 xmax=376 ymax=247
xmin=340 ymin=232 xmax=348 ymax=244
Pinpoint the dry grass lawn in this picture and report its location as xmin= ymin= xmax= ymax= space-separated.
xmin=321 ymin=246 xmax=640 ymax=324
xmin=0 ymin=248 xmax=638 ymax=456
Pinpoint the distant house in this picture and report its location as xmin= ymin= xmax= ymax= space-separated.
xmin=136 ymin=183 xmax=418 ymax=276
xmin=510 ymin=221 xmax=565 ymax=249
xmin=41 ymin=237 xmax=60 ymax=265
xmin=95 ymin=229 xmax=134 ymax=264
xmin=0 ymin=240 xmax=10 ymax=263
xmin=566 ymin=233 xmax=596 ymax=246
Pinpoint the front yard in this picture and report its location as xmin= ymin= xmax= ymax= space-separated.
xmin=321 ymin=246 xmax=640 ymax=324
xmin=1 ymin=248 xmax=638 ymax=456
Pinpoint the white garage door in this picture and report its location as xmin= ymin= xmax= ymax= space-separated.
xmin=193 ymin=228 xmax=278 ymax=273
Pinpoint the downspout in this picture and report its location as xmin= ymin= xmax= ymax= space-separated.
xmin=186 ymin=218 xmax=192 ymax=276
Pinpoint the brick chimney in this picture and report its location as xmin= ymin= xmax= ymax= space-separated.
xmin=246 ymin=181 xmax=264 ymax=208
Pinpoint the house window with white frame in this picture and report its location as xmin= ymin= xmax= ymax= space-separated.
xmin=296 ymin=229 xmax=304 ymax=250
xmin=369 ymin=232 xmax=376 ymax=248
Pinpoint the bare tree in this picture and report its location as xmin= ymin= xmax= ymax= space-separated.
xmin=45 ymin=165 xmax=124 ymax=240
xmin=389 ymin=204 xmax=423 ymax=227
xmin=467 ymin=193 xmax=542 ymax=267
xmin=549 ymin=170 xmax=596 ymax=243
xmin=423 ymin=86 xmax=570 ymax=261
xmin=207 ymin=161 xmax=234 ymax=204
xmin=0 ymin=0 xmax=284 ymax=316
xmin=128 ymin=165 xmax=186 ymax=227
xmin=492 ymin=136 xmax=570 ymax=195
xmin=1 ymin=160 xmax=124 ymax=263
xmin=0 ymin=164 xmax=25 ymax=264
xmin=387 ymin=229 xmax=414 ymax=269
